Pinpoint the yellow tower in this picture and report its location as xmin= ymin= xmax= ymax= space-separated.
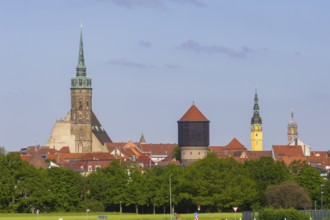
xmin=250 ymin=90 xmax=263 ymax=151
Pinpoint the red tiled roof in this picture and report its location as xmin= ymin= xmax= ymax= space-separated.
xmin=106 ymin=142 xmax=127 ymax=153
xmin=138 ymin=143 xmax=176 ymax=155
xmin=224 ymin=138 xmax=247 ymax=150
xmin=273 ymin=145 xmax=304 ymax=161
xmin=310 ymin=151 xmax=329 ymax=157
xmin=157 ymin=160 xmax=180 ymax=167
xmin=246 ymin=151 xmax=272 ymax=160
xmin=136 ymin=155 xmax=154 ymax=168
xmin=59 ymin=146 xmax=70 ymax=153
xmin=39 ymin=148 xmax=58 ymax=154
xmin=282 ymin=156 xmax=307 ymax=165
xmin=209 ymin=138 xmax=248 ymax=155
xmin=80 ymin=152 xmax=115 ymax=161
xmin=20 ymin=155 xmax=31 ymax=161
xmin=46 ymin=153 xmax=82 ymax=163
xmin=179 ymin=104 xmax=208 ymax=121
xmin=28 ymin=151 xmax=48 ymax=169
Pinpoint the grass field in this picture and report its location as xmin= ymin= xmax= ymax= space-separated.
xmin=0 ymin=212 xmax=242 ymax=220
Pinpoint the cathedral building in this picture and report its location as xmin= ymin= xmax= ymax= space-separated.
xmin=178 ymin=104 xmax=209 ymax=165
xmin=250 ymin=90 xmax=263 ymax=151
xmin=45 ymin=25 xmax=112 ymax=153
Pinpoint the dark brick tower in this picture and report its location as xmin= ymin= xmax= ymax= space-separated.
xmin=178 ymin=104 xmax=209 ymax=165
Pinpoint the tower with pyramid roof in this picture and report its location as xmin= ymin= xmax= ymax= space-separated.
xmin=45 ymin=24 xmax=112 ymax=153
xmin=287 ymin=109 xmax=298 ymax=145
xmin=250 ymin=90 xmax=263 ymax=151
xmin=178 ymin=104 xmax=209 ymax=165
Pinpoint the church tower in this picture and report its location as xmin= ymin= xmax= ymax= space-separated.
xmin=45 ymin=24 xmax=112 ymax=153
xmin=70 ymin=24 xmax=93 ymax=153
xmin=287 ymin=109 xmax=298 ymax=144
xmin=250 ymin=90 xmax=263 ymax=151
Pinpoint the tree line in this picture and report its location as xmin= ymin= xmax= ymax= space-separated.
xmin=0 ymin=152 xmax=329 ymax=213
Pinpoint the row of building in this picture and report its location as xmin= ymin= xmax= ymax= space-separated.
xmin=18 ymin=26 xmax=329 ymax=177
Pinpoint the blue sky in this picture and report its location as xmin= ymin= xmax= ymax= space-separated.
xmin=1 ymin=0 xmax=330 ymax=152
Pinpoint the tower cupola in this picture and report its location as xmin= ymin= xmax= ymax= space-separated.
xmin=251 ymin=91 xmax=262 ymax=125
xmin=287 ymin=109 xmax=298 ymax=144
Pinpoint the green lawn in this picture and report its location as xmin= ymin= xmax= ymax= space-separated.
xmin=0 ymin=212 xmax=242 ymax=220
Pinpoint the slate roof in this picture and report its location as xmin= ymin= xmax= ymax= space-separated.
xmin=179 ymin=104 xmax=208 ymax=121
xmin=139 ymin=133 xmax=146 ymax=144
xmin=91 ymin=111 xmax=112 ymax=145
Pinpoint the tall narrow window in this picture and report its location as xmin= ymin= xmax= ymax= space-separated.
xmin=79 ymin=99 xmax=82 ymax=110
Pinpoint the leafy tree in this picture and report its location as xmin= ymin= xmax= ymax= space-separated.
xmin=47 ymin=167 xmax=83 ymax=212
xmin=0 ymin=147 xmax=5 ymax=155
xmin=0 ymin=153 xmax=35 ymax=212
xmin=183 ymin=154 xmax=257 ymax=211
xmin=322 ymin=173 xmax=330 ymax=209
xmin=144 ymin=167 xmax=161 ymax=214
xmin=259 ymin=208 xmax=310 ymax=220
xmin=288 ymin=160 xmax=323 ymax=203
xmin=265 ymin=181 xmax=312 ymax=209
xmin=87 ymin=160 xmax=128 ymax=212
xmin=244 ymin=157 xmax=291 ymax=209
xmin=86 ymin=169 xmax=110 ymax=209
xmin=172 ymin=146 xmax=181 ymax=161
xmin=125 ymin=165 xmax=148 ymax=213
xmin=16 ymin=168 xmax=53 ymax=213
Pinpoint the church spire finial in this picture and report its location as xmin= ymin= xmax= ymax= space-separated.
xmin=251 ymin=89 xmax=262 ymax=125
xmin=76 ymin=22 xmax=86 ymax=76
xmin=291 ymin=108 xmax=294 ymax=118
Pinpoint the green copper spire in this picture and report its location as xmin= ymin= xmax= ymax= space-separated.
xmin=71 ymin=23 xmax=92 ymax=89
xmin=251 ymin=89 xmax=262 ymax=125
xmin=76 ymin=22 xmax=86 ymax=76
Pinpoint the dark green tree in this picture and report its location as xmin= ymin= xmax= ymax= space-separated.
xmin=265 ymin=181 xmax=312 ymax=209
xmin=183 ymin=154 xmax=257 ymax=211
xmin=47 ymin=167 xmax=83 ymax=212
xmin=244 ymin=157 xmax=291 ymax=209
xmin=288 ymin=160 xmax=323 ymax=203
xmin=172 ymin=146 xmax=181 ymax=161
xmin=125 ymin=165 xmax=148 ymax=213
xmin=322 ymin=173 xmax=330 ymax=209
xmin=87 ymin=160 xmax=128 ymax=212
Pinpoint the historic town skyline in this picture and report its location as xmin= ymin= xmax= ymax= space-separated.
xmin=1 ymin=1 xmax=330 ymax=151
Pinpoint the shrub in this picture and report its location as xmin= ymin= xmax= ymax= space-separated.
xmin=258 ymin=208 xmax=310 ymax=220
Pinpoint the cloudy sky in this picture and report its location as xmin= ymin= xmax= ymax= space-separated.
xmin=1 ymin=0 xmax=330 ymax=152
